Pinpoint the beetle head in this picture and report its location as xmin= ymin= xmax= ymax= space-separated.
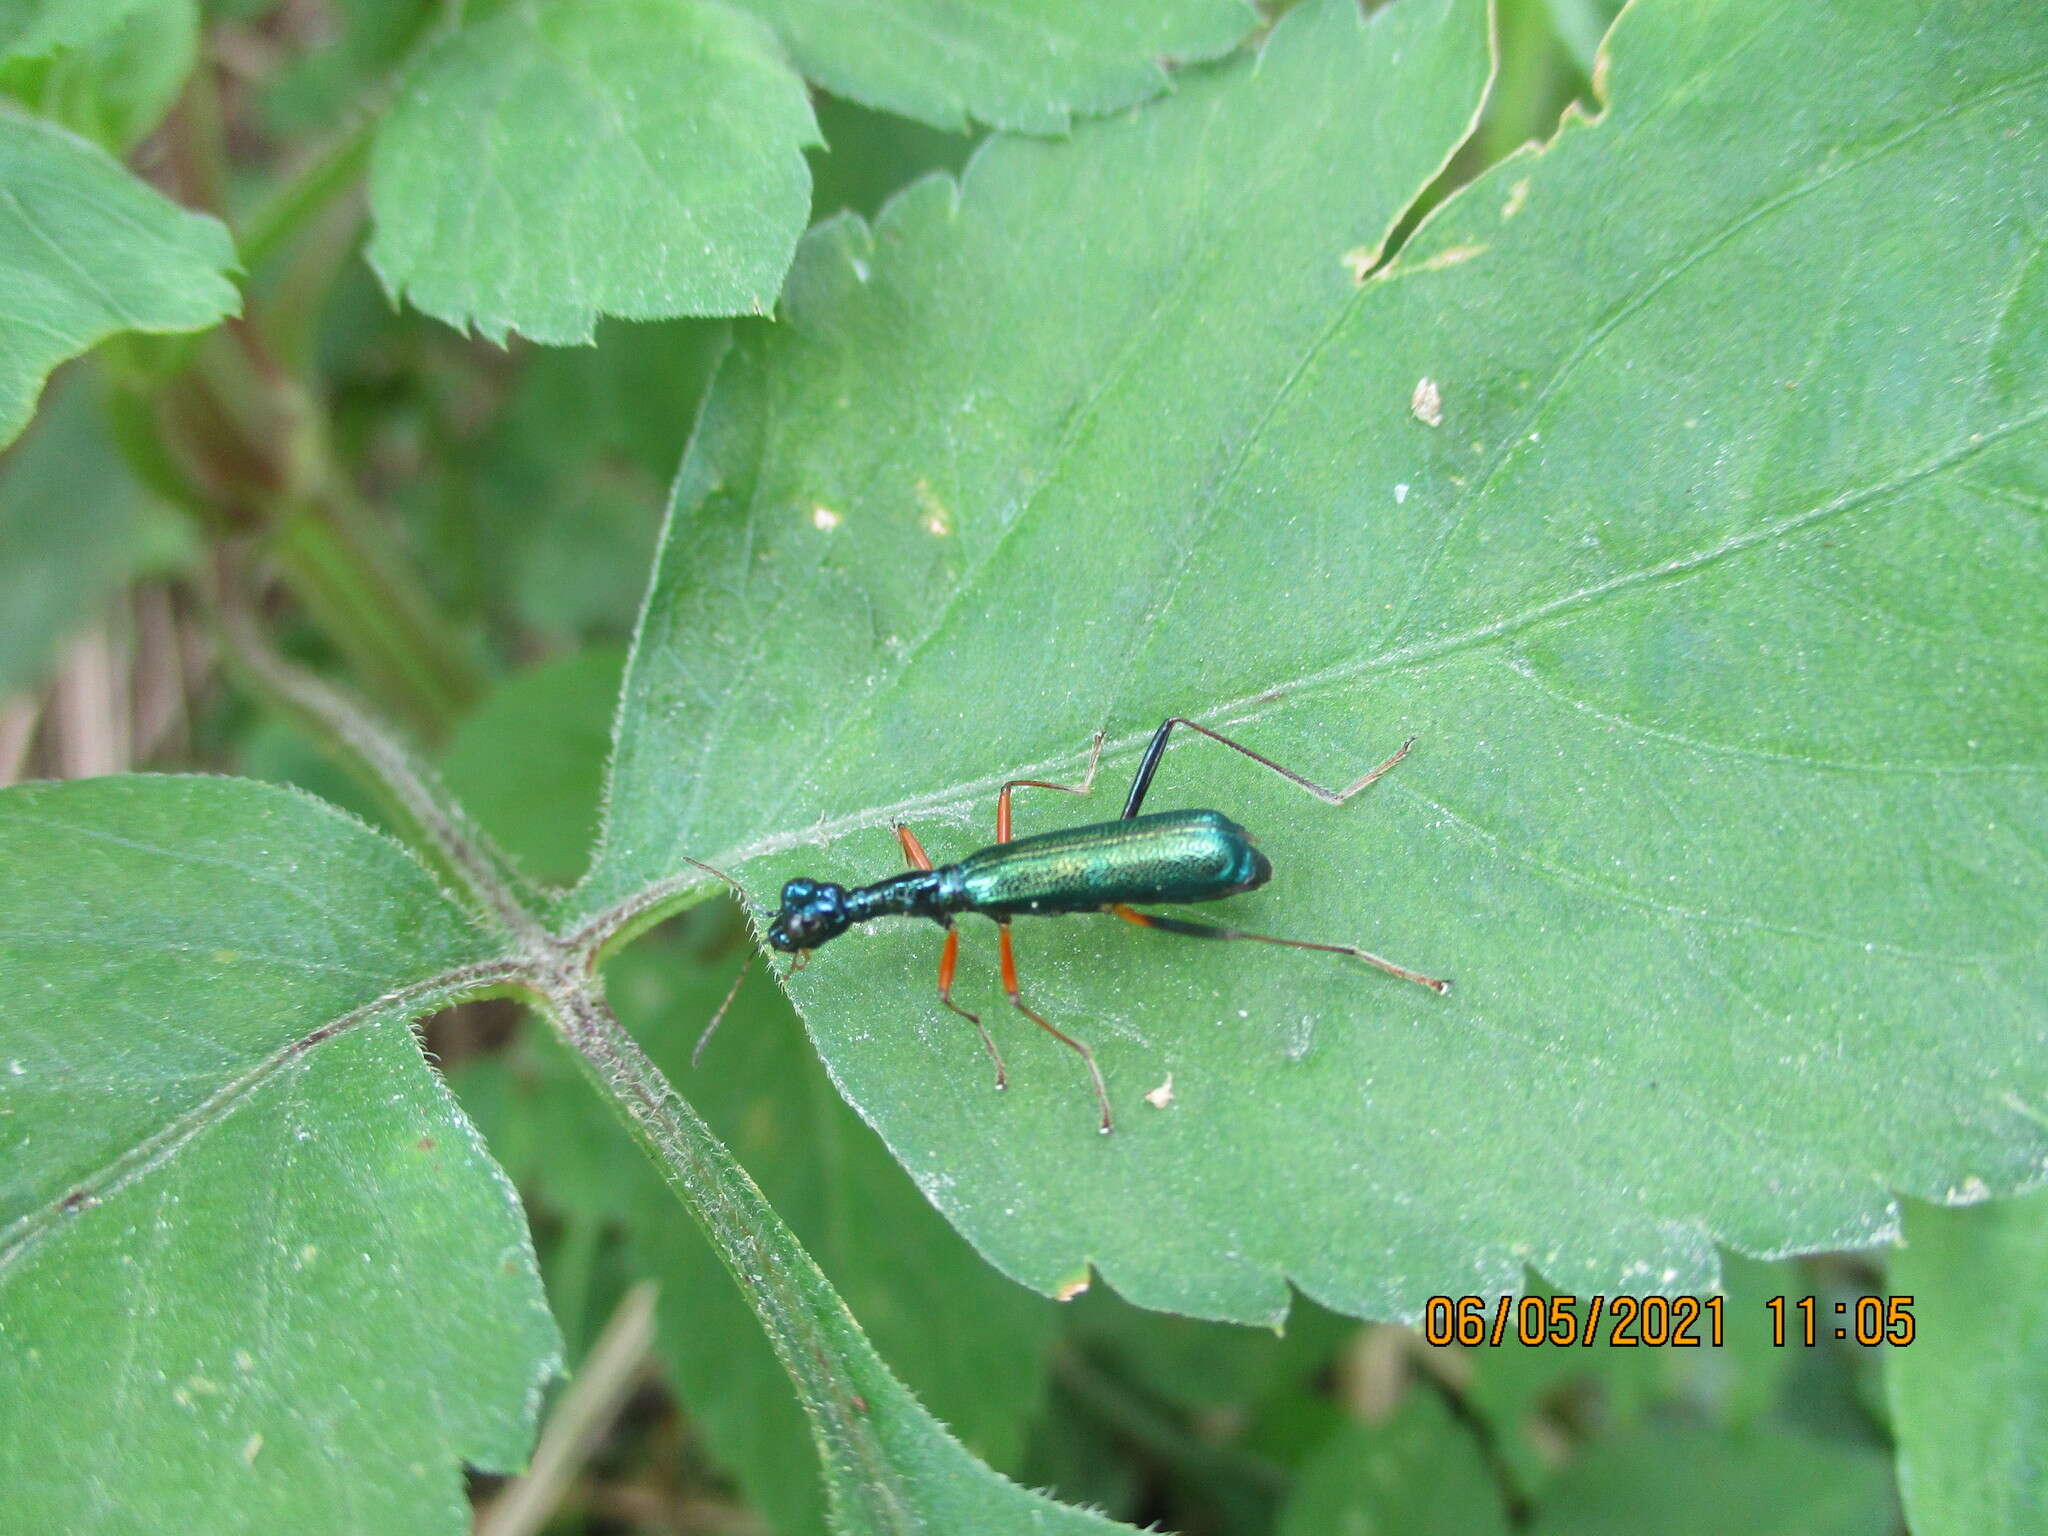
xmin=766 ymin=878 xmax=851 ymax=952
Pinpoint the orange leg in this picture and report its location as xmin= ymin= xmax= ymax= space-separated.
xmin=894 ymin=822 xmax=934 ymax=868
xmin=996 ymin=731 xmax=1105 ymax=843
xmin=1109 ymin=904 xmax=1449 ymax=993
xmin=895 ymin=822 xmax=1006 ymax=1087
xmin=999 ymin=922 xmax=1112 ymax=1134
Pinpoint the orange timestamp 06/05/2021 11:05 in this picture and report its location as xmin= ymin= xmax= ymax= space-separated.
xmin=1421 ymin=1293 xmax=1918 ymax=1350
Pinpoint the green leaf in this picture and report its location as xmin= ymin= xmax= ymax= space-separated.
xmin=728 ymin=0 xmax=1253 ymax=133
xmin=391 ymin=315 xmax=722 ymax=641
xmin=256 ymin=0 xmax=435 ymax=139
xmin=808 ymin=90 xmax=976 ymax=223
xmin=581 ymin=0 xmax=1489 ymax=914
xmin=439 ymin=643 xmax=1063 ymax=1530
xmin=0 ymin=0 xmax=198 ymax=151
xmin=0 ymin=0 xmax=153 ymax=61
xmin=1525 ymin=1424 xmax=1893 ymax=1535
xmin=0 ymin=776 xmax=560 ymax=1533
xmin=585 ymin=0 xmax=2048 ymax=1327
xmin=1277 ymin=1392 xmax=1510 ymax=1536
xmin=0 ymin=110 xmax=238 ymax=449
xmin=441 ymin=647 xmax=627 ymax=886
xmin=0 ymin=373 xmax=174 ymax=694
xmin=1888 ymin=1193 xmax=2048 ymax=1536
xmin=367 ymin=0 xmax=819 ymax=343
xmin=585 ymin=0 xmax=2047 ymax=1325
xmin=466 ymin=940 xmax=1066 ymax=1536
xmin=1453 ymin=1258 xmax=1798 ymax=1491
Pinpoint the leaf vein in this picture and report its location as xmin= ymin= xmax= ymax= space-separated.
xmin=0 ymin=960 xmax=527 ymax=1277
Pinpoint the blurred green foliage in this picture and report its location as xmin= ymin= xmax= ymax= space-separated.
xmin=0 ymin=0 xmax=2032 ymax=1530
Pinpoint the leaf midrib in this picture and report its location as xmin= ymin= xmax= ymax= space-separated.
xmin=1376 ymin=60 xmax=2048 ymax=656
xmin=630 ymin=54 xmax=2046 ymax=906
xmin=0 ymin=959 xmax=526 ymax=1276
xmin=574 ymin=399 xmax=2047 ymax=948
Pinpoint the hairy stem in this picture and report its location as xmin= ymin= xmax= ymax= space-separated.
xmin=211 ymin=584 xmax=530 ymax=934
xmin=214 ymin=610 xmax=939 ymax=1531
xmin=535 ymin=975 xmax=921 ymax=1535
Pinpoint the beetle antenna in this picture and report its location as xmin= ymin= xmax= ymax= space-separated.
xmin=679 ymin=855 xmax=757 ymax=908
xmin=692 ymin=945 xmax=758 ymax=1067
xmin=678 ymin=856 xmax=772 ymax=1068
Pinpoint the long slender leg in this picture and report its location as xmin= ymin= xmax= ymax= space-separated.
xmin=893 ymin=821 xmax=935 ymax=869
xmin=691 ymin=945 xmax=759 ymax=1067
xmin=996 ymin=731 xmax=1105 ymax=843
xmin=1109 ymin=904 xmax=1449 ymax=994
xmin=939 ymin=926 xmax=1007 ymax=1088
xmin=895 ymin=821 xmax=1006 ymax=1086
xmin=999 ymin=921 xmax=1113 ymax=1134
xmin=1121 ymin=717 xmax=1416 ymax=819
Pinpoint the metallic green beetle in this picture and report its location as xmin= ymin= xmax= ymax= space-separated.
xmin=743 ymin=717 xmax=1449 ymax=1133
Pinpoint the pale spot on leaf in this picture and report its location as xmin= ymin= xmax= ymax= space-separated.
xmin=1411 ymin=377 xmax=1444 ymax=427
xmin=1412 ymin=242 xmax=1485 ymax=272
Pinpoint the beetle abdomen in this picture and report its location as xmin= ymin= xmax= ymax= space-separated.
xmin=957 ymin=809 xmax=1270 ymax=916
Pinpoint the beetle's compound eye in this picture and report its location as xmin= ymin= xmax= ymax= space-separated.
xmin=766 ymin=879 xmax=849 ymax=952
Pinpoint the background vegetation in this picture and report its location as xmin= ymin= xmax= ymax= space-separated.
xmin=1 ymin=0 xmax=2041 ymax=1532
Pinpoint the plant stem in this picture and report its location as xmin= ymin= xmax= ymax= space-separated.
xmin=238 ymin=116 xmax=378 ymax=275
xmin=151 ymin=317 xmax=484 ymax=744
xmin=129 ymin=3 xmax=485 ymax=743
xmin=211 ymin=586 xmax=527 ymax=922
xmin=537 ymin=976 xmax=923 ymax=1535
xmin=268 ymin=476 xmax=483 ymax=743
xmin=263 ymin=195 xmax=370 ymax=373
xmin=206 ymin=620 xmax=949 ymax=1534
xmin=163 ymin=37 xmax=230 ymax=218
